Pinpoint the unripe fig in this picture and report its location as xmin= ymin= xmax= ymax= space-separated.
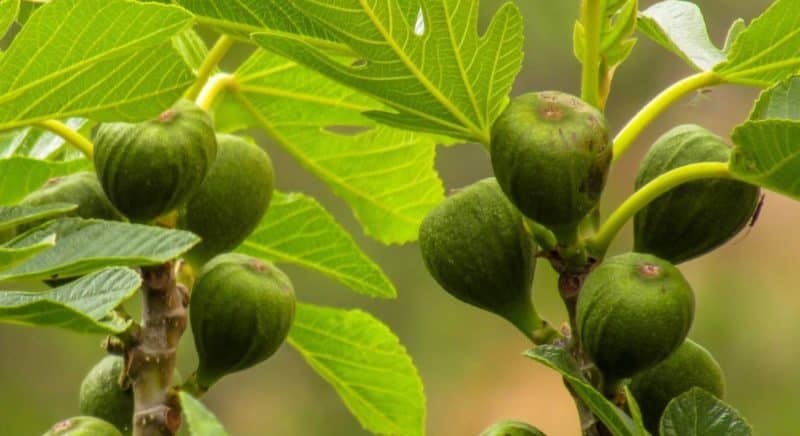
xmin=629 ymin=339 xmax=725 ymax=432
xmin=490 ymin=91 xmax=611 ymax=240
xmin=190 ymin=253 xmax=295 ymax=389
xmin=480 ymin=420 xmax=546 ymax=436
xmin=576 ymin=252 xmax=694 ymax=379
xmin=43 ymin=416 xmax=122 ymax=436
xmin=19 ymin=172 xmax=124 ymax=229
xmin=79 ymin=356 xmax=132 ymax=434
xmin=634 ymin=125 xmax=760 ymax=263
xmin=419 ymin=178 xmax=540 ymax=337
xmin=178 ymin=134 xmax=274 ymax=266
xmin=93 ymin=99 xmax=217 ymax=222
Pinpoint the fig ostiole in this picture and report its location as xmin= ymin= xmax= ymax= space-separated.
xmin=43 ymin=416 xmax=123 ymax=436
xmin=629 ymin=339 xmax=725 ymax=432
xmin=93 ymin=99 xmax=217 ymax=223
xmin=490 ymin=91 xmax=612 ymax=241
xmin=419 ymin=178 xmax=551 ymax=342
xmin=576 ymin=252 xmax=695 ymax=381
xmin=634 ymin=124 xmax=761 ymax=263
xmin=480 ymin=420 xmax=546 ymax=436
xmin=177 ymin=134 xmax=274 ymax=267
xmin=189 ymin=253 xmax=296 ymax=390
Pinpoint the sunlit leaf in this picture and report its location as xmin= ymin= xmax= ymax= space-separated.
xmin=0 ymin=0 xmax=19 ymax=38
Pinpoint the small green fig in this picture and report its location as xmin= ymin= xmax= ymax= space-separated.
xmin=93 ymin=99 xmax=217 ymax=222
xmin=19 ymin=172 xmax=124 ymax=230
xmin=43 ymin=416 xmax=122 ymax=436
xmin=190 ymin=253 xmax=295 ymax=389
xmin=79 ymin=356 xmax=133 ymax=435
xmin=419 ymin=178 xmax=541 ymax=338
xmin=576 ymin=252 xmax=694 ymax=379
xmin=634 ymin=124 xmax=760 ymax=263
xmin=178 ymin=134 xmax=274 ymax=267
xmin=629 ymin=339 xmax=725 ymax=432
xmin=490 ymin=91 xmax=611 ymax=240
xmin=480 ymin=420 xmax=546 ymax=436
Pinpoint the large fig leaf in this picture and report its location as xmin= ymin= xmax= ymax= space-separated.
xmin=714 ymin=0 xmax=800 ymax=87
xmin=289 ymin=303 xmax=425 ymax=436
xmin=0 ymin=203 xmax=76 ymax=231
xmin=637 ymin=1 xmax=725 ymax=72
xmin=238 ymin=192 xmax=395 ymax=298
xmin=251 ymin=0 xmax=524 ymax=144
xmin=0 ymin=0 xmax=195 ymax=130
xmin=0 ymin=234 xmax=55 ymax=271
xmin=730 ymin=77 xmax=800 ymax=199
xmin=659 ymin=388 xmax=753 ymax=436
xmin=216 ymin=50 xmax=444 ymax=244
xmin=179 ymin=392 xmax=230 ymax=436
xmin=525 ymin=345 xmax=640 ymax=436
xmin=0 ymin=218 xmax=199 ymax=282
xmin=0 ymin=157 xmax=90 ymax=205
xmin=0 ymin=267 xmax=140 ymax=334
xmin=0 ymin=0 xmax=19 ymax=39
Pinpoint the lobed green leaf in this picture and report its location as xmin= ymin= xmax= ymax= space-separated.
xmin=0 ymin=0 xmax=195 ymax=131
xmin=0 ymin=218 xmax=199 ymax=282
xmin=659 ymin=388 xmax=753 ymax=436
xmin=238 ymin=192 xmax=395 ymax=298
xmin=525 ymin=345 xmax=639 ymax=436
xmin=179 ymin=392 xmax=230 ymax=436
xmin=0 ymin=267 xmax=140 ymax=334
xmin=0 ymin=157 xmax=89 ymax=205
xmin=216 ymin=50 xmax=444 ymax=244
xmin=289 ymin=303 xmax=425 ymax=436
xmin=251 ymin=0 xmax=524 ymax=144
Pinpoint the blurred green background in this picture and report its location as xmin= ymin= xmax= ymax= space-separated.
xmin=1 ymin=0 xmax=792 ymax=434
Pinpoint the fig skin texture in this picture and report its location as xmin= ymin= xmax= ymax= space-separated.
xmin=178 ymin=134 xmax=274 ymax=267
xmin=19 ymin=172 xmax=124 ymax=228
xmin=480 ymin=420 xmax=546 ymax=436
xmin=78 ymin=356 xmax=133 ymax=435
xmin=629 ymin=339 xmax=725 ymax=433
xmin=93 ymin=99 xmax=217 ymax=222
xmin=576 ymin=252 xmax=694 ymax=380
xmin=43 ymin=416 xmax=122 ymax=436
xmin=190 ymin=253 xmax=296 ymax=390
xmin=419 ymin=178 xmax=539 ymax=337
xmin=634 ymin=124 xmax=760 ymax=263
xmin=490 ymin=91 xmax=611 ymax=240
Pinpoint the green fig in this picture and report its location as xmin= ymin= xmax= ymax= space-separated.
xmin=18 ymin=172 xmax=124 ymax=230
xmin=576 ymin=252 xmax=694 ymax=379
xmin=630 ymin=339 xmax=725 ymax=432
xmin=480 ymin=420 xmax=547 ymax=436
xmin=178 ymin=134 xmax=274 ymax=267
xmin=634 ymin=124 xmax=760 ymax=263
xmin=93 ymin=99 xmax=217 ymax=222
xmin=490 ymin=91 xmax=611 ymax=240
xmin=43 ymin=416 xmax=122 ymax=436
xmin=79 ymin=356 xmax=133 ymax=435
xmin=190 ymin=253 xmax=295 ymax=389
xmin=419 ymin=178 xmax=541 ymax=339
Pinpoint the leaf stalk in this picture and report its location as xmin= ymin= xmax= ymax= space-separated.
xmin=184 ymin=35 xmax=235 ymax=101
xmin=34 ymin=120 xmax=94 ymax=158
xmin=580 ymin=0 xmax=604 ymax=109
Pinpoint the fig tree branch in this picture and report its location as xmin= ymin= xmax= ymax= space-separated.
xmin=587 ymin=161 xmax=732 ymax=257
xmin=612 ymin=71 xmax=721 ymax=163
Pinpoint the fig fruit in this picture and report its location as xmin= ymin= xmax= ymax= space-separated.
xmin=480 ymin=420 xmax=546 ymax=436
xmin=629 ymin=339 xmax=725 ymax=432
xmin=19 ymin=172 xmax=124 ymax=228
xmin=93 ymin=99 xmax=217 ymax=222
xmin=43 ymin=416 xmax=122 ymax=436
xmin=419 ymin=178 xmax=540 ymax=338
xmin=576 ymin=252 xmax=694 ymax=379
xmin=78 ymin=356 xmax=132 ymax=435
xmin=190 ymin=253 xmax=295 ymax=389
xmin=634 ymin=124 xmax=760 ymax=263
xmin=178 ymin=134 xmax=274 ymax=266
xmin=490 ymin=91 xmax=611 ymax=240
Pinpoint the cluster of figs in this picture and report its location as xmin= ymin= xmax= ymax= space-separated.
xmin=420 ymin=92 xmax=760 ymax=434
xmin=21 ymin=101 xmax=295 ymax=435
